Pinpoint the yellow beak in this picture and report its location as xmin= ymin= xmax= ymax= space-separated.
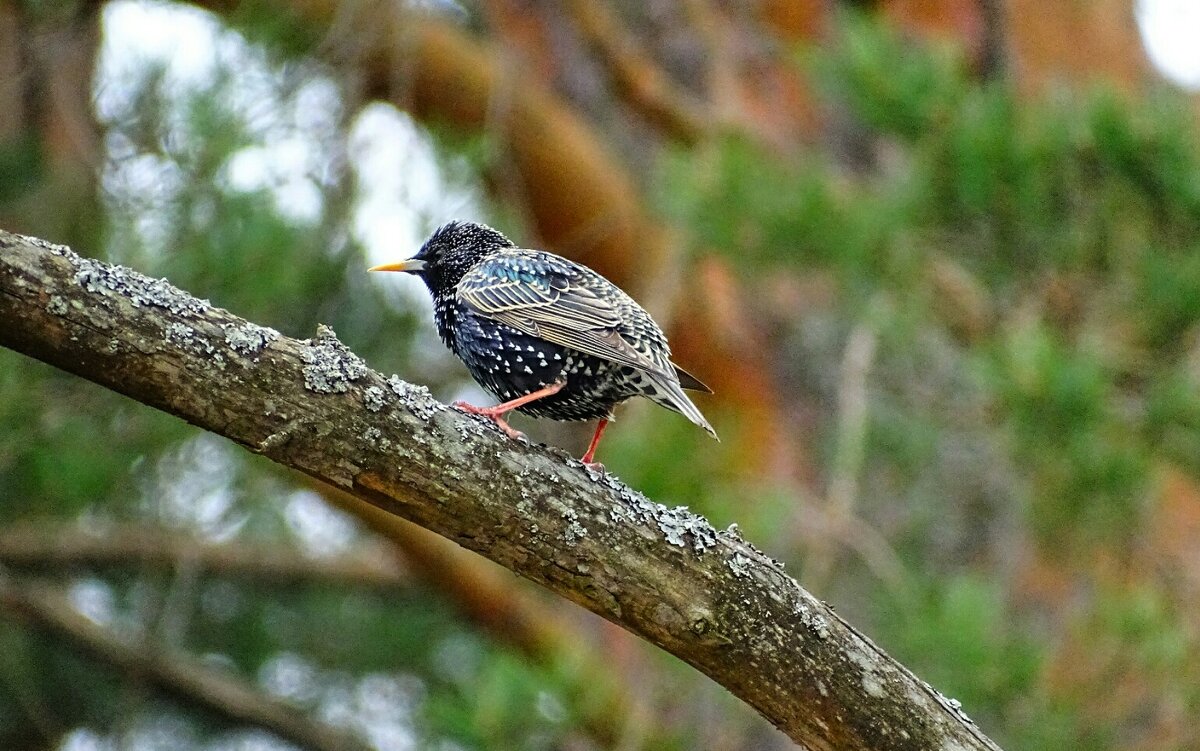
xmin=369 ymin=259 xmax=427 ymax=273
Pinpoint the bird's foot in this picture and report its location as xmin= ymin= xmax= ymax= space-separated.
xmin=452 ymin=401 xmax=527 ymax=442
xmin=582 ymin=460 xmax=606 ymax=475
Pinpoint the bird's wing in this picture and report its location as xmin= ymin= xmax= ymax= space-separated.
xmin=456 ymin=253 xmax=670 ymax=376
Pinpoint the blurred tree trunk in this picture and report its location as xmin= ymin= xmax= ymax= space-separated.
xmin=1004 ymin=0 xmax=1149 ymax=95
xmin=876 ymin=0 xmax=1149 ymax=92
xmin=0 ymin=1 xmax=101 ymax=246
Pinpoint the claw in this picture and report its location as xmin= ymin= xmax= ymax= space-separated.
xmin=453 ymin=402 xmax=526 ymax=440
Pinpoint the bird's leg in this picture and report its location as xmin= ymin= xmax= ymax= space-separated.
xmin=453 ymin=381 xmax=566 ymax=441
xmin=580 ymin=417 xmax=610 ymax=468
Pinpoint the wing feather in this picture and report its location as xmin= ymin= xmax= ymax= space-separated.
xmin=457 ymin=253 xmax=670 ymax=376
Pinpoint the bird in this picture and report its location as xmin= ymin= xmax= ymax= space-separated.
xmin=369 ymin=220 xmax=716 ymax=466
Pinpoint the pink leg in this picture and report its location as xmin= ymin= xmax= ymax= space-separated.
xmin=581 ymin=418 xmax=610 ymax=466
xmin=454 ymin=382 xmax=565 ymax=440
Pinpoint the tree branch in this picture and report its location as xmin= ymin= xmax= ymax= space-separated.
xmin=0 ymin=522 xmax=407 ymax=590
xmin=0 ymin=571 xmax=372 ymax=751
xmin=0 ymin=230 xmax=1003 ymax=751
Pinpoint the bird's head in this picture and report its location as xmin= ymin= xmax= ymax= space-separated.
xmin=369 ymin=220 xmax=515 ymax=294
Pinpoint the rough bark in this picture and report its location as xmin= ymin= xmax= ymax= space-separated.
xmin=0 ymin=229 xmax=1003 ymax=751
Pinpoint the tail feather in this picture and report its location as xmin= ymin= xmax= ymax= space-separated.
xmin=672 ymin=363 xmax=712 ymax=393
xmin=646 ymin=373 xmax=718 ymax=440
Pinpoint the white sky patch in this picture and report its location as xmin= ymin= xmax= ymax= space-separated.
xmin=98 ymin=1 xmax=482 ymax=258
xmin=1137 ymin=0 xmax=1200 ymax=90
xmin=350 ymin=106 xmax=434 ymax=263
xmin=259 ymin=651 xmax=322 ymax=704
xmin=283 ymin=489 xmax=359 ymax=557
xmin=348 ymin=103 xmax=483 ymax=267
xmin=317 ymin=673 xmax=422 ymax=751
xmin=151 ymin=435 xmax=244 ymax=540
xmin=348 ymin=103 xmax=486 ymax=334
xmin=98 ymin=1 xmax=338 ymax=228
xmin=220 ymin=135 xmax=325 ymax=223
xmin=214 ymin=76 xmax=345 ymax=225
xmin=95 ymin=1 xmax=222 ymax=124
xmin=59 ymin=729 xmax=115 ymax=751
xmin=67 ymin=578 xmax=117 ymax=627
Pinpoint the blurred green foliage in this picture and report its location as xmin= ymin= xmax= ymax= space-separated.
xmin=660 ymin=13 xmax=1200 ymax=750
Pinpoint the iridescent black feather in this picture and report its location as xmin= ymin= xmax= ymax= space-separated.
xmin=390 ymin=221 xmax=715 ymax=436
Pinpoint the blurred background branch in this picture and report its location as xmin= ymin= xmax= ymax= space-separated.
xmin=0 ymin=570 xmax=375 ymax=751
xmin=0 ymin=522 xmax=407 ymax=590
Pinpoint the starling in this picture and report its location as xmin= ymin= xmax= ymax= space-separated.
xmin=370 ymin=220 xmax=716 ymax=465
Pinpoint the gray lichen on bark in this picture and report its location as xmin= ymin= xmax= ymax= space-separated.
xmin=302 ymin=324 xmax=369 ymax=394
xmin=224 ymin=321 xmax=279 ymax=356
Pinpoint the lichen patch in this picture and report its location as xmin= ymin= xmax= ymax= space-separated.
xmin=727 ymin=552 xmax=751 ymax=577
xmin=73 ymin=256 xmax=209 ymax=316
xmin=363 ymin=385 xmax=387 ymax=412
xmin=224 ymin=322 xmax=279 ymax=356
xmin=793 ymin=599 xmax=831 ymax=639
xmin=301 ymin=325 xmax=368 ymax=394
xmin=22 ymin=233 xmax=73 ymax=256
xmin=606 ymin=485 xmax=719 ymax=554
xmin=561 ymin=508 xmax=587 ymax=544
xmin=386 ymin=375 xmax=443 ymax=420
xmin=43 ymin=293 xmax=68 ymax=316
xmin=165 ymin=321 xmax=217 ymax=358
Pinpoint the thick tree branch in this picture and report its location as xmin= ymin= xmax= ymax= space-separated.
xmin=0 ymin=571 xmax=372 ymax=751
xmin=0 ymin=230 xmax=1003 ymax=751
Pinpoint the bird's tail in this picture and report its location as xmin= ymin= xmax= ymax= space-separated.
xmin=645 ymin=372 xmax=718 ymax=440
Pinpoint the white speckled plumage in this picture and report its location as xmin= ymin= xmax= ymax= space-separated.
xmin=375 ymin=220 xmax=717 ymax=442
